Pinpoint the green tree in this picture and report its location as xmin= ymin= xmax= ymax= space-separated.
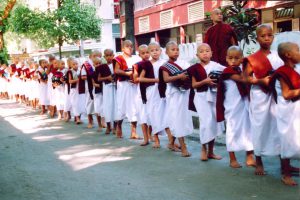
xmin=222 ymin=0 xmax=259 ymax=50
xmin=0 ymin=0 xmax=17 ymax=64
xmin=10 ymin=0 xmax=102 ymax=58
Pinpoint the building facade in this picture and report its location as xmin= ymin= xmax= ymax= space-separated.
xmin=119 ymin=0 xmax=300 ymax=48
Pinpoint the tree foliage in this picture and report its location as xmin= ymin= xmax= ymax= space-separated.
xmin=9 ymin=0 xmax=102 ymax=57
xmin=222 ymin=0 xmax=259 ymax=49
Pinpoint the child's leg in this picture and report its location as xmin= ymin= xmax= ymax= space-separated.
xmin=105 ymin=122 xmax=111 ymax=134
xmin=96 ymin=114 xmax=101 ymax=131
xmin=40 ymin=105 xmax=46 ymax=114
xmin=178 ymin=137 xmax=190 ymax=157
xmin=201 ymin=144 xmax=208 ymax=161
xmin=148 ymin=126 xmax=153 ymax=142
xmin=140 ymin=123 xmax=149 ymax=146
xmin=152 ymin=133 xmax=160 ymax=148
xmin=58 ymin=110 xmax=63 ymax=120
xmin=116 ymin=120 xmax=123 ymax=138
xmin=255 ymin=156 xmax=265 ymax=175
xmin=87 ymin=114 xmax=94 ymax=128
xmin=101 ymin=117 xmax=106 ymax=128
xmin=113 ymin=122 xmax=117 ymax=135
xmin=229 ymin=152 xmax=241 ymax=168
xmin=130 ymin=122 xmax=139 ymax=139
xmin=281 ymin=158 xmax=298 ymax=186
xmin=75 ymin=116 xmax=82 ymax=124
xmin=246 ymin=151 xmax=256 ymax=167
xmin=166 ymin=128 xmax=180 ymax=152
xmin=207 ymin=139 xmax=222 ymax=160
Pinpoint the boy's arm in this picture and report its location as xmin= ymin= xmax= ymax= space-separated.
xmin=139 ymin=69 xmax=159 ymax=83
xmin=243 ymin=63 xmax=270 ymax=86
xmin=162 ymin=71 xmax=187 ymax=83
xmin=191 ymin=75 xmax=216 ymax=89
xmin=115 ymin=63 xmax=132 ymax=77
xmin=279 ymin=78 xmax=300 ymax=100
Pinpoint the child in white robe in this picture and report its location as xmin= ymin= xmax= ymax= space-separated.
xmin=216 ymin=46 xmax=255 ymax=168
xmin=188 ymin=43 xmax=224 ymax=161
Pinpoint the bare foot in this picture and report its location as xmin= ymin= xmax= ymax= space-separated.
xmin=40 ymin=111 xmax=45 ymax=115
xmin=152 ymin=143 xmax=161 ymax=149
xmin=174 ymin=143 xmax=181 ymax=149
xmin=230 ymin=160 xmax=242 ymax=168
xmin=75 ymin=120 xmax=82 ymax=125
xmin=208 ymin=154 xmax=222 ymax=160
xmin=87 ymin=123 xmax=93 ymax=129
xmin=255 ymin=165 xmax=266 ymax=176
xmin=97 ymin=127 xmax=102 ymax=132
xmin=168 ymin=144 xmax=181 ymax=152
xmin=246 ymin=159 xmax=256 ymax=167
xmin=130 ymin=136 xmax=142 ymax=140
xmin=181 ymin=151 xmax=191 ymax=157
xmin=281 ymin=175 xmax=298 ymax=186
xmin=140 ymin=142 xmax=149 ymax=146
xmin=201 ymin=150 xmax=208 ymax=161
xmin=105 ymin=129 xmax=111 ymax=135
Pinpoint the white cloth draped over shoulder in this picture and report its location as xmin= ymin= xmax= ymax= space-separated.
xmin=194 ymin=61 xmax=225 ymax=144
xmin=249 ymin=51 xmax=284 ymax=157
xmin=165 ymin=60 xmax=193 ymax=138
xmin=147 ymin=59 xmax=168 ymax=134
xmin=223 ymin=65 xmax=253 ymax=152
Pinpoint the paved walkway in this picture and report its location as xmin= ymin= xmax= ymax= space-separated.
xmin=0 ymin=100 xmax=299 ymax=200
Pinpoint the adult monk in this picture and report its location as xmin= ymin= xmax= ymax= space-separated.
xmin=204 ymin=8 xmax=238 ymax=66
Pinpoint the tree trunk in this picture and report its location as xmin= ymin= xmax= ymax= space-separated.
xmin=58 ymin=38 xmax=63 ymax=59
xmin=124 ymin=0 xmax=135 ymax=54
xmin=0 ymin=31 xmax=4 ymax=51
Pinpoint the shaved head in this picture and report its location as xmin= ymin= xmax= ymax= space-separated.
xmin=166 ymin=41 xmax=178 ymax=50
xmin=256 ymin=24 xmax=273 ymax=35
xmin=197 ymin=43 xmax=211 ymax=53
xmin=104 ymin=49 xmax=114 ymax=55
xmin=227 ymin=45 xmax=243 ymax=55
xmin=138 ymin=44 xmax=148 ymax=51
xmin=148 ymin=41 xmax=160 ymax=49
xmin=122 ymin=40 xmax=133 ymax=48
xmin=278 ymin=42 xmax=298 ymax=61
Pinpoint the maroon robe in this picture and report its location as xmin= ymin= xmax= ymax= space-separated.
xmin=204 ymin=22 xmax=238 ymax=66
xmin=93 ymin=66 xmax=103 ymax=94
xmin=98 ymin=64 xmax=113 ymax=85
xmin=78 ymin=61 xmax=94 ymax=100
xmin=159 ymin=61 xmax=195 ymax=111
xmin=244 ymin=50 xmax=273 ymax=93
xmin=270 ymin=65 xmax=300 ymax=103
xmin=112 ymin=55 xmax=131 ymax=81
xmin=216 ymin=66 xmax=249 ymax=122
xmin=134 ymin=60 xmax=155 ymax=104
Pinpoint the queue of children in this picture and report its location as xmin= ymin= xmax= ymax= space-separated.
xmin=1 ymin=23 xmax=299 ymax=187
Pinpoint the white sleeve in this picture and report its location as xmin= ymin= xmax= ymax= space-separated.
xmin=81 ymin=67 xmax=87 ymax=76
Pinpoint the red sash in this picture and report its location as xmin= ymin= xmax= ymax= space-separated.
xmin=216 ymin=66 xmax=249 ymax=122
xmin=270 ymin=65 xmax=300 ymax=102
xmin=246 ymin=50 xmax=273 ymax=93
xmin=112 ymin=55 xmax=130 ymax=81
xmin=187 ymin=63 xmax=208 ymax=92
xmin=78 ymin=62 xmax=94 ymax=99
xmin=99 ymin=64 xmax=112 ymax=84
xmin=136 ymin=60 xmax=155 ymax=104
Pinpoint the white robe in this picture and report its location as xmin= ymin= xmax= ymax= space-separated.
xmin=223 ymin=68 xmax=253 ymax=152
xmin=37 ymin=67 xmax=49 ymax=106
xmin=115 ymin=55 xmax=141 ymax=122
xmin=249 ymin=51 xmax=284 ymax=157
xmin=103 ymin=64 xmax=117 ymax=123
xmin=80 ymin=61 xmax=95 ymax=115
xmin=165 ymin=60 xmax=193 ymax=138
xmin=194 ymin=61 xmax=225 ymax=144
xmin=146 ymin=59 xmax=168 ymax=134
xmin=275 ymin=80 xmax=300 ymax=159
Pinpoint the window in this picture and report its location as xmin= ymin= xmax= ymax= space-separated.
xmin=221 ymin=0 xmax=233 ymax=7
xmin=160 ymin=10 xmax=173 ymax=28
xmin=139 ymin=16 xmax=150 ymax=33
xmin=121 ymin=22 xmax=126 ymax=38
xmin=188 ymin=1 xmax=204 ymax=22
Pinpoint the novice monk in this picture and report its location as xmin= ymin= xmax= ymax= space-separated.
xmin=243 ymin=24 xmax=284 ymax=175
xmin=113 ymin=40 xmax=141 ymax=139
xmin=98 ymin=49 xmax=117 ymax=134
xmin=146 ymin=42 xmax=179 ymax=150
xmin=133 ymin=44 xmax=153 ymax=146
xmin=79 ymin=50 xmax=102 ymax=128
xmin=270 ymin=42 xmax=300 ymax=186
xmin=53 ymin=60 xmax=66 ymax=120
xmin=67 ymin=58 xmax=82 ymax=124
xmin=204 ymin=8 xmax=238 ymax=66
xmin=37 ymin=59 xmax=49 ymax=114
xmin=92 ymin=57 xmax=104 ymax=132
xmin=216 ymin=46 xmax=255 ymax=168
xmin=159 ymin=41 xmax=193 ymax=157
xmin=187 ymin=43 xmax=224 ymax=161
